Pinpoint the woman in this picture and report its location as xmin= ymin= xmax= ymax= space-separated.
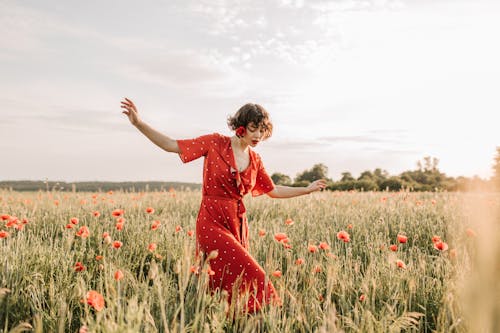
xmin=121 ymin=98 xmax=326 ymax=313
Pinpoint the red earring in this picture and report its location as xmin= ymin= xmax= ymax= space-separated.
xmin=235 ymin=126 xmax=246 ymax=138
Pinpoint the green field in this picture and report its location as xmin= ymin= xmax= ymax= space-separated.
xmin=0 ymin=190 xmax=498 ymax=332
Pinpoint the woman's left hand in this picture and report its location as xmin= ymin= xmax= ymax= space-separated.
xmin=307 ymin=179 xmax=327 ymax=193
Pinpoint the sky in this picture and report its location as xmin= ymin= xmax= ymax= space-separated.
xmin=1 ymin=0 xmax=499 ymax=183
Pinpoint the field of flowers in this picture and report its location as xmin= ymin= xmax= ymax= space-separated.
xmin=0 ymin=189 xmax=498 ymax=332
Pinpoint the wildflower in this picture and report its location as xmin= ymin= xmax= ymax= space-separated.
xmin=308 ymin=244 xmax=318 ymax=253
xmin=389 ymin=244 xmax=398 ymax=252
xmin=272 ymin=270 xmax=282 ymax=277
xmin=190 ymin=265 xmax=200 ymax=275
xmin=284 ymin=218 xmax=294 ymax=226
xmin=0 ymin=230 xmax=9 ymax=238
xmin=115 ymin=222 xmax=124 ymax=231
xmin=65 ymin=224 xmax=74 ymax=229
xmin=274 ymin=232 xmax=288 ymax=242
xmin=337 ymin=230 xmax=350 ymax=243
xmin=151 ymin=220 xmax=161 ymax=230
xmin=85 ymin=290 xmax=105 ymax=311
xmin=21 ymin=218 xmax=29 ymax=225
xmin=1 ymin=214 xmax=10 ymax=221
xmin=95 ymin=255 xmax=103 ymax=261
xmin=431 ymin=235 xmax=441 ymax=243
xmin=397 ymin=234 xmax=408 ymax=244
xmin=74 ymin=262 xmax=86 ymax=272
xmin=396 ymin=259 xmax=406 ymax=269
xmin=319 ymin=242 xmax=330 ymax=250
xmin=145 ymin=207 xmax=155 ymax=214
xmin=466 ymin=228 xmax=476 ymax=238
xmin=148 ymin=243 xmax=157 ymax=252
xmin=313 ymin=265 xmax=322 ymax=273
xmin=359 ymin=294 xmax=366 ymax=302
xmin=116 ymin=217 xmax=125 ymax=224
xmin=70 ymin=217 xmax=79 ymax=225
xmin=434 ymin=241 xmax=449 ymax=251
xmin=102 ymin=232 xmax=110 ymax=238
xmin=76 ymin=226 xmax=90 ymax=239
xmin=175 ymin=225 xmax=182 ymax=233
xmin=111 ymin=209 xmax=124 ymax=217
xmin=112 ymin=240 xmax=123 ymax=249
xmin=187 ymin=230 xmax=194 ymax=237
xmin=295 ymin=258 xmax=305 ymax=265
xmin=347 ymin=224 xmax=353 ymax=229
xmin=258 ymin=229 xmax=266 ymax=237
xmin=114 ymin=270 xmax=124 ymax=281
xmin=92 ymin=211 xmax=100 ymax=217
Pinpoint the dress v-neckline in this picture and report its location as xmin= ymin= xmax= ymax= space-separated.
xmin=229 ymin=136 xmax=251 ymax=174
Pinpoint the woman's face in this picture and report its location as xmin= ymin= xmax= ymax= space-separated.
xmin=244 ymin=122 xmax=267 ymax=147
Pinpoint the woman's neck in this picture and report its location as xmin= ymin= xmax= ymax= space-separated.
xmin=231 ymin=136 xmax=249 ymax=153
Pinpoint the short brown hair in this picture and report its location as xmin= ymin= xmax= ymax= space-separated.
xmin=227 ymin=103 xmax=273 ymax=140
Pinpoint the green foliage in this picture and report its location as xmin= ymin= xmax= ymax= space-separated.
xmin=295 ymin=163 xmax=330 ymax=184
xmin=270 ymin=173 xmax=292 ymax=186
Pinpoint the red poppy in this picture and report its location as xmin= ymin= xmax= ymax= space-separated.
xmin=190 ymin=265 xmax=200 ymax=275
xmin=175 ymin=225 xmax=182 ymax=233
xmin=145 ymin=207 xmax=155 ymax=214
xmin=0 ymin=230 xmax=9 ymax=238
xmin=102 ymin=232 xmax=110 ymax=238
xmin=148 ymin=243 xmax=157 ymax=252
xmin=313 ymin=265 xmax=322 ymax=273
xmin=92 ymin=211 xmax=100 ymax=217
xmin=295 ymin=258 xmax=305 ymax=265
xmin=65 ymin=224 xmax=73 ymax=229
xmin=187 ymin=230 xmax=194 ymax=237
xmin=284 ymin=218 xmax=294 ymax=226
xmin=114 ymin=270 xmax=124 ymax=281
xmin=76 ymin=226 xmax=90 ymax=239
xmin=396 ymin=259 xmax=406 ymax=269
xmin=274 ymin=232 xmax=288 ymax=242
xmin=431 ymin=235 xmax=441 ymax=243
xmin=389 ymin=244 xmax=398 ymax=252
xmin=319 ymin=242 xmax=330 ymax=250
xmin=85 ymin=290 xmax=105 ymax=311
xmin=397 ymin=234 xmax=408 ymax=244
xmin=74 ymin=262 xmax=86 ymax=272
xmin=112 ymin=241 xmax=123 ymax=249
xmin=151 ymin=220 xmax=161 ymax=230
xmin=115 ymin=222 xmax=124 ymax=231
xmin=1 ymin=214 xmax=10 ymax=221
xmin=433 ymin=241 xmax=449 ymax=251
xmin=95 ymin=255 xmax=103 ymax=261
xmin=347 ymin=224 xmax=353 ymax=230
xmin=258 ymin=229 xmax=266 ymax=237
xmin=359 ymin=294 xmax=366 ymax=302
xmin=116 ymin=217 xmax=125 ymax=224
xmin=466 ymin=228 xmax=476 ymax=237
xmin=235 ymin=126 xmax=246 ymax=137
xmin=308 ymin=244 xmax=318 ymax=253
xmin=70 ymin=217 xmax=79 ymax=225
xmin=272 ymin=270 xmax=282 ymax=277
xmin=111 ymin=209 xmax=124 ymax=217
xmin=337 ymin=230 xmax=350 ymax=243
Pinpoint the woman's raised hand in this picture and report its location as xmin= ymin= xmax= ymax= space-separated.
xmin=121 ymin=98 xmax=140 ymax=126
xmin=307 ymin=179 xmax=327 ymax=193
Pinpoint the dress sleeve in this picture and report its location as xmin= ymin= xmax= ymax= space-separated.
xmin=251 ymin=156 xmax=275 ymax=197
xmin=177 ymin=133 xmax=219 ymax=163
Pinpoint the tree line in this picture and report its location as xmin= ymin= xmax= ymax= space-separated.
xmin=272 ymin=149 xmax=500 ymax=192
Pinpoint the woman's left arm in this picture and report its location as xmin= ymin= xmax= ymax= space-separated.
xmin=267 ymin=179 xmax=327 ymax=199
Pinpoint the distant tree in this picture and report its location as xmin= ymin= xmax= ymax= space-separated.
xmin=358 ymin=170 xmax=374 ymax=181
xmin=295 ymin=163 xmax=329 ymax=183
xmin=379 ymin=177 xmax=403 ymax=191
xmin=340 ymin=172 xmax=355 ymax=182
xmin=271 ymin=172 xmax=292 ymax=185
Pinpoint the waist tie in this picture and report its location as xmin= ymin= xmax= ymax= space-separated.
xmin=202 ymin=195 xmax=249 ymax=249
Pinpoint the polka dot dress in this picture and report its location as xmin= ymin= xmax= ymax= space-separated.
xmin=177 ymin=133 xmax=279 ymax=312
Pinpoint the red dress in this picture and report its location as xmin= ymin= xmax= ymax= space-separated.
xmin=177 ymin=133 xmax=280 ymax=312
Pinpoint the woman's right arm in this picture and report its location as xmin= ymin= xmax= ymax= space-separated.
xmin=121 ymin=98 xmax=180 ymax=153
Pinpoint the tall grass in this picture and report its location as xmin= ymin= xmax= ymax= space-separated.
xmin=0 ymin=190 xmax=498 ymax=332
